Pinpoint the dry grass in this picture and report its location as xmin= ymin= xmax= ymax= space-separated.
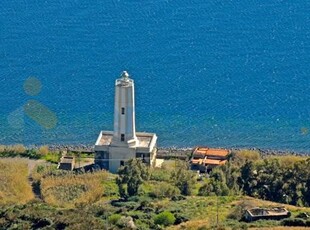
xmin=38 ymin=145 xmax=49 ymax=155
xmin=0 ymin=158 xmax=34 ymax=205
xmin=168 ymin=220 xmax=209 ymax=230
xmin=232 ymin=196 xmax=310 ymax=212
xmin=0 ymin=144 xmax=26 ymax=154
xmin=234 ymin=149 xmax=261 ymax=162
xmin=266 ymin=155 xmax=309 ymax=167
xmin=40 ymin=171 xmax=108 ymax=208
xmin=250 ymin=227 xmax=310 ymax=230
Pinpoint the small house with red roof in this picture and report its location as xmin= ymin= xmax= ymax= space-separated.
xmin=190 ymin=147 xmax=229 ymax=172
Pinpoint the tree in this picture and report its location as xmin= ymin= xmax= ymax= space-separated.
xmin=210 ymin=168 xmax=226 ymax=183
xmin=198 ymin=178 xmax=230 ymax=196
xmin=220 ymin=161 xmax=241 ymax=194
xmin=116 ymin=158 xmax=149 ymax=198
xmin=238 ymin=160 xmax=256 ymax=196
xmin=171 ymin=161 xmax=196 ymax=196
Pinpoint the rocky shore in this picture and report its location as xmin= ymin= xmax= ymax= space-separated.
xmin=24 ymin=144 xmax=308 ymax=156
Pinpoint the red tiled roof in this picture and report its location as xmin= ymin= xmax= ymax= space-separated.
xmin=194 ymin=147 xmax=229 ymax=157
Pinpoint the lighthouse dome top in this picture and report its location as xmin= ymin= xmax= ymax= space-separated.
xmin=121 ymin=71 xmax=130 ymax=79
xmin=116 ymin=71 xmax=133 ymax=86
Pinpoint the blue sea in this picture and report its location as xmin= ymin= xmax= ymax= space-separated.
xmin=0 ymin=0 xmax=309 ymax=153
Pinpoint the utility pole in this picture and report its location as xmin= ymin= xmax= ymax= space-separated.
xmin=216 ymin=195 xmax=219 ymax=229
xmin=78 ymin=149 xmax=81 ymax=169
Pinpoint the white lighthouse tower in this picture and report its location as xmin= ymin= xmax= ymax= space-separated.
xmin=111 ymin=71 xmax=139 ymax=147
xmin=94 ymin=71 xmax=157 ymax=173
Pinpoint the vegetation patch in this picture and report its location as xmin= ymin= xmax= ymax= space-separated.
xmin=154 ymin=211 xmax=176 ymax=226
xmin=1 ymin=148 xmax=310 ymax=229
xmin=140 ymin=181 xmax=180 ymax=198
xmin=0 ymin=158 xmax=34 ymax=205
xmin=40 ymin=171 xmax=107 ymax=207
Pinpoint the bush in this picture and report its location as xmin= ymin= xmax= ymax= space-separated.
xmin=135 ymin=219 xmax=151 ymax=230
xmin=281 ymin=218 xmax=306 ymax=226
xmin=117 ymin=158 xmax=149 ymax=198
xmin=227 ymin=205 xmax=244 ymax=220
xmin=150 ymin=168 xmax=171 ymax=182
xmin=23 ymin=149 xmax=40 ymax=159
xmin=102 ymin=180 xmax=119 ymax=197
xmin=198 ymin=179 xmax=230 ymax=196
xmin=148 ymin=181 xmax=180 ymax=199
xmin=108 ymin=214 xmax=122 ymax=225
xmin=0 ymin=146 xmax=20 ymax=157
xmin=38 ymin=146 xmax=49 ymax=155
xmin=233 ymin=150 xmax=260 ymax=163
xmin=111 ymin=201 xmax=140 ymax=210
xmin=116 ymin=216 xmax=136 ymax=229
xmin=154 ymin=211 xmax=175 ymax=226
xmin=296 ymin=212 xmax=310 ymax=219
xmin=174 ymin=213 xmax=190 ymax=224
xmin=171 ymin=161 xmax=196 ymax=196
xmin=171 ymin=195 xmax=186 ymax=201
xmin=42 ymin=152 xmax=61 ymax=164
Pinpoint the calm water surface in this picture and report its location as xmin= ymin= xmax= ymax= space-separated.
xmin=0 ymin=0 xmax=309 ymax=152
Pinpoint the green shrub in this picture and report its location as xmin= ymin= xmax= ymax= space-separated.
xmin=171 ymin=195 xmax=186 ymax=201
xmin=0 ymin=145 xmax=45 ymax=159
xmin=281 ymin=218 xmax=306 ymax=226
xmin=117 ymin=158 xmax=149 ymax=198
xmin=296 ymin=212 xmax=310 ymax=219
xmin=111 ymin=201 xmax=139 ymax=210
xmin=108 ymin=214 xmax=122 ymax=225
xmin=102 ymin=180 xmax=119 ymax=197
xmin=148 ymin=181 xmax=180 ymax=198
xmin=174 ymin=213 xmax=189 ymax=224
xmin=154 ymin=211 xmax=175 ymax=226
xmin=198 ymin=179 xmax=230 ymax=196
xmin=135 ymin=219 xmax=150 ymax=230
xmin=42 ymin=152 xmax=61 ymax=164
xmin=227 ymin=205 xmax=244 ymax=220
xmin=150 ymin=169 xmax=171 ymax=182
xmin=127 ymin=196 xmax=140 ymax=202
xmin=171 ymin=161 xmax=196 ymax=196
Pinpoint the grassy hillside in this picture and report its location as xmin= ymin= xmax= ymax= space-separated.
xmin=1 ymin=151 xmax=310 ymax=229
xmin=165 ymin=196 xmax=310 ymax=229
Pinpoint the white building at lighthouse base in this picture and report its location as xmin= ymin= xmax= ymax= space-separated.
xmin=95 ymin=131 xmax=157 ymax=173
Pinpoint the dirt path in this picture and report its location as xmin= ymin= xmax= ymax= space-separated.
xmin=27 ymin=159 xmax=48 ymax=200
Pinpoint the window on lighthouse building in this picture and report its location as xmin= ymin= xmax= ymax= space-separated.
xmin=121 ymin=107 xmax=125 ymax=114
xmin=121 ymin=134 xmax=125 ymax=141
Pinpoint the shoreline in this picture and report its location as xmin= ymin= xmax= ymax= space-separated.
xmin=2 ymin=143 xmax=308 ymax=156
